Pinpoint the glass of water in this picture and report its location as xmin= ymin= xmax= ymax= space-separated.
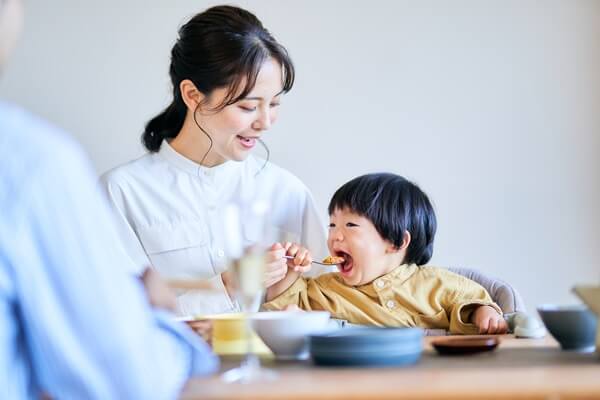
xmin=221 ymin=201 xmax=277 ymax=383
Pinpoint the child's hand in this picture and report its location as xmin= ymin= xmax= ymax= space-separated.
xmin=471 ymin=305 xmax=508 ymax=334
xmin=282 ymin=241 xmax=313 ymax=273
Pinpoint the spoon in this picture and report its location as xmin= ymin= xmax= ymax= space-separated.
xmin=284 ymin=255 xmax=343 ymax=266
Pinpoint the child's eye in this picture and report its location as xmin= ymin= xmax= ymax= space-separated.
xmin=328 ymin=223 xmax=336 ymax=228
xmin=346 ymin=222 xmax=359 ymax=227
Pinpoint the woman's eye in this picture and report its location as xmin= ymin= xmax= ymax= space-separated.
xmin=238 ymin=105 xmax=256 ymax=112
xmin=328 ymin=223 xmax=336 ymax=228
xmin=346 ymin=222 xmax=358 ymax=227
xmin=270 ymin=102 xmax=281 ymax=108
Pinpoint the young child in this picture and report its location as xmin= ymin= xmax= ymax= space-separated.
xmin=263 ymin=173 xmax=508 ymax=334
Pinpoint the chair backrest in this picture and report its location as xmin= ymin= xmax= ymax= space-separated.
xmin=424 ymin=267 xmax=526 ymax=336
xmin=448 ymin=267 xmax=526 ymax=314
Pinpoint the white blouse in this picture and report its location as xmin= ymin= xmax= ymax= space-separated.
xmin=101 ymin=142 xmax=331 ymax=316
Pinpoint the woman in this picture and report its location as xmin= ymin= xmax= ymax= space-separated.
xmin=101 ymin=5 xmax=330 ymax=317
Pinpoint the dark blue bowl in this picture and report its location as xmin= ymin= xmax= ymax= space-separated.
xmin=537 ymin=305 xmax=598 ymax=351
xmin=309 ymin=327 xmax=424 ymax=367
xmin=310 ymin=327 xmax=423 ymax=346
xmin=312 ymin=350 xmax=422 ymax=367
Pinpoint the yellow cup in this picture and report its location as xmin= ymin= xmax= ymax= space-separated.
xmin=205 ymin=313 xmax=271 ymax=356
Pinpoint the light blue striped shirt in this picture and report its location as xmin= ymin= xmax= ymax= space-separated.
xmin=0 ymin=102 xmax=218 ymax=399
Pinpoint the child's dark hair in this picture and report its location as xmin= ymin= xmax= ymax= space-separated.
xmin=328 ymin=173 xmax=437 ymax=265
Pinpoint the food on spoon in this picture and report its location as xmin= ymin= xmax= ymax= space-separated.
xmin=322 ymin=255 xmax=345 ymax=265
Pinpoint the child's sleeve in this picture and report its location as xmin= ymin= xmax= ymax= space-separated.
xmin=261 ymin=276 xmax=315 ymax=311
xmin=446 ymin=276 xmax=503 ymax=334
xmin=262 ymin=274 xmax=335 ymax=312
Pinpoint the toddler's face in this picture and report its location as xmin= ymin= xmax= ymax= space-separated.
xmin=327 ymin=208 xmax=399 ymax=286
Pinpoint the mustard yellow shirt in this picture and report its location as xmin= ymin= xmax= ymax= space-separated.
xmin=262 ymin=264 xmax=502 ymax=334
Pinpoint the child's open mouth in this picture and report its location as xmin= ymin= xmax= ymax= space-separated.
xmin=335 ymin=251 xmax=353 ymax=276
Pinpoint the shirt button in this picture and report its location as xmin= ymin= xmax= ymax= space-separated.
xmin=386 ymin=300 xmax=396 ymax=309
xmin=217 ymin=249 xmax=225 ymax=258
xmin=376 ymin=280 xmax=385 ymax=289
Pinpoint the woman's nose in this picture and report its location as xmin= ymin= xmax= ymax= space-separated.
xmin=252 ymin=107 xmax=271 ymax=131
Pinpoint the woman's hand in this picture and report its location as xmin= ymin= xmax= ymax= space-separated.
xmin=282 ymin=241 xmax=312 ymax=273
xmin=264 ymin=243 xmax=288 ymax=288
xmin=471 ymin=305 xmax=508 ymax=334
xmin=264 ymin=242 xmax=312 ymax=288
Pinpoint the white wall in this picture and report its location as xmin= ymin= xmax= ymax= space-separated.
xmin=2 ymin=0 xmax=599 ymax=312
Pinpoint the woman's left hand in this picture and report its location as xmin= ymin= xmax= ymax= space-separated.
xmin=264 ymin=243 xmax=289 ymax=288
xmin=282 ymin=241 xmax=312 ymax=273
xmin=263 ymin=242 xmax=312 ymax=288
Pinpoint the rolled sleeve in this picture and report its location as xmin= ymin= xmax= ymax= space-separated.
xmin=447 ymin=275 xmax=503 ymax=334
xmin=450 ymin=301 xmax=503 ymax=334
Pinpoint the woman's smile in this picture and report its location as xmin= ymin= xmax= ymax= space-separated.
xmin=236 ymin=134 xmax=258 ymax=149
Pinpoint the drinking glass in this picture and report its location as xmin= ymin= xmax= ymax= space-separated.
xmin=221 ymin=201 xmax=277 ymax=383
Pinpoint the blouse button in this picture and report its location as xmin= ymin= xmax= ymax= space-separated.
xmin=386 ymin=300 xmax=396 ymax=309
xmin=376 ymin=280 xmax=385 ymax=289
xmin=217 ymin=249 xmax=225 ymax=258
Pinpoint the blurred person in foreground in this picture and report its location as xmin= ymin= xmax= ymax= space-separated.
xmin=0 ymin=0 xmax=218 ymax=398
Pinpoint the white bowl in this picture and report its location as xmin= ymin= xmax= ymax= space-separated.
xmin=250 ymin=311 xmax=331 ymax=360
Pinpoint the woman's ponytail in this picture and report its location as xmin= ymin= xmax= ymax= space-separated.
xmin=142 ymin=93 xmax=187 ymax=152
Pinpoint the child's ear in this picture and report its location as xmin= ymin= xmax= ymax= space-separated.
xmin=400 ymin=230 xmax=411 ymax=251
xmin=386 ymin=231 xmax=411 ymax=253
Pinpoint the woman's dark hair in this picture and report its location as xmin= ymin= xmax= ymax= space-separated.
xmin=142 ymin=5 xmax=295 ymax=152
xmin=328 ymin=173 xmax=437 ymax=265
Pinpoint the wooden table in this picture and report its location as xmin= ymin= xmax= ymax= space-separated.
xmin=181 ymin=335 xmax=600 ymax=400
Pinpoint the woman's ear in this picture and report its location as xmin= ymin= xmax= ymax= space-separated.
xmin=179 ymin=79 xmax=204 ymax=111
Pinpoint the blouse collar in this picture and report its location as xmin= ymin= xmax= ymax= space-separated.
xmin=158 ymin=140 xmax=241 ymax=182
